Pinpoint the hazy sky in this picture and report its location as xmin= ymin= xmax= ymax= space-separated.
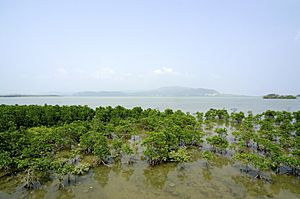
xmin=0 ymin=0 xmax=300 ymax=95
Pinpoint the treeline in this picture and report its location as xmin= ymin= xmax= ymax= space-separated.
xmin=263 ymin=93 xmax=297 ymax=99
xmin=0 ymin=105 xmax=299 ymax=189
xmin=0 ymin=104 xmax=95 ymax=131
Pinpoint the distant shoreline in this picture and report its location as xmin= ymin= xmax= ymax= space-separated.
xmin=0 ymin=95 xmax=252 ymax=98
xmin=0 ymin=95 xmax=61 ymax=97
xmin=263 ymin=94 xmax=297 ymax=99
xmin=0 ymin=87 xmax=255 ymax=97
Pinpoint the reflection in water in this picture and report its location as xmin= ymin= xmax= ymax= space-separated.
xmin=28 ymin=188 xmax=48 ymax=199
xmin=211 ymin=155 xmax=232 ymax=168
xmin=175 ymin=163 xmax=189 ymax=182
xmin=56 ymin=188 xmax=76 ymax=199
xmin=93 ymin=166 xmax=111 ymax=187
xmin=111 ymin=163 xmax=122 ymax=176
xmin=231 ymin=175 xmax=271 ymax=197
xmin=0 ymin=175 xmax=21 ymax=195
xmin=202 ymin=168 xmax=212 ymax=181
xmin=0 ymin=150 xmax=300 ymax=199
xmin=270 ymin=174 xmax=300 ymax=195
xmin=143 ymin=163 xmax=175 ymax=189
xmin=121 ymin=165 xmax=134 ymax=182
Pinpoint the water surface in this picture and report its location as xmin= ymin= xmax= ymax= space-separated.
xmin=1 ymin=96 xmax=300 ymax=114
xmin=0 ymin=150 xmax=299 ymax=199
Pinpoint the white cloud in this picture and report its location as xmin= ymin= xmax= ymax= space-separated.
xmin=153 ymin=67 xmax=178 ymax=75
xmin=54 ymin=67 xmax=116 ymax=80
xmin=55 ymin=67 xmax=70 ymax=79
xmin=92 ymin=68 xmax=115 ymax=79
xmin=53 ymin=67 xmax=187 ymax=84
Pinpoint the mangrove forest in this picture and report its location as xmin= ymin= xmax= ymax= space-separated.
xmin=0 ymin=104 xmax=299 ymax=197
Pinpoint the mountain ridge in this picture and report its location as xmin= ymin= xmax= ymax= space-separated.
xmin=73 ymin=86 xmax=220 ymax=97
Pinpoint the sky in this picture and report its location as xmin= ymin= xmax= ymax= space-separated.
xmin=0 ymin=0 xmax=300 ymax=95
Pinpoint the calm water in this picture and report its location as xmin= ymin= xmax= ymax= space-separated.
xmin=0 ymin=150 xmax=299 ymax=199
xmin=0 ymin=96 xmax=300 ymax=114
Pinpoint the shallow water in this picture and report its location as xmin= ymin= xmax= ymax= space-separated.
xmin=1 ymin=96 xmax=300 ymax=114
xmin=1 ymin=150 xmax=299 ymax=199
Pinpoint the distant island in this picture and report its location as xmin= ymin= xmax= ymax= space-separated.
xmin=263 ymin=93 xmax=297 ymax=99
xmin=0 ymin=94 xmax=60 ymax=97
xmin=73 ymin=91 xmax=126 ymax=97
xmin=73 ymin=86 xmax=220 ymax=97
xmin=0 ymin=86 xmax=248 ymax=97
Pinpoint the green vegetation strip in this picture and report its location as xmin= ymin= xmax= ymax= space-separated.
xmin=0 ymin=105 xmax=299 ymax=189
xmin=263 ymin=93 xmax=297 ymax=99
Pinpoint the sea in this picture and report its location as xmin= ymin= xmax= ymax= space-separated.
xmin=1 ymin=96 xmax=299 ymax=114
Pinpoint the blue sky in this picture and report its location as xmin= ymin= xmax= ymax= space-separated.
xmin=0 ymin=0 xmax=300 ymax=95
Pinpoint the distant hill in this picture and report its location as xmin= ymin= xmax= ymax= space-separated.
xmin=73 ymin=91 xmax=127 ymax=97
xmin=73 ymin=86 xmax=220 ymax=97
xmin=131 ymin=86 xmax=219 ymax=96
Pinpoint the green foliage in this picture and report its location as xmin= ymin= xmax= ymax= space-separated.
xmin=195 ymin=112 xmax=203 ymax=122
xmin=216 ymin=109 xmax=229 ymax=120
xmin=72 ymin=163 xmax=90 ymax=175
xmin=111 ymin=138 xmax=123 ymax=158
xmin=231 ymin=112 xmax=245 ymax=124
xmin=0 ymin=104 xmax=95 ymax=131
xmin=114 ymin=119 xmax=136 ymax=138
xmin=234 ymin=152 xmax=271 ymax=174
xmin=293 ymin=111 xmax=300 ymax=123
xmin=215 ymin=127 xmax=228 ymax=138
xmin=0 ymin=104 xmax=299 ymax=187
xmin=80 ymin=131 xmax=110 ymax=161
xmin=182 ymin=126 xmax=205 ymax=146
xmin=263 ymin=93 xmax=297 ymax=99
xmin=142 ymin=131 xmax=173 ymax=165
xmin=121 ymin=143 xmax=135 ymax=164
xmin=121 ymin=143 xmax=134 ymax=156
xmin=0 ymin=151 xmax=13 ymax=170
xmin=206 ymin=135 xmax=229 ymax=153
xmin=202 ymin=151 xmax=215 ymax=162
xmin=205 ymin=108 xmax=218 ymax=121
xmin=169 ymin=148 xmax=190 ymax=162
xmin=278 ymin=155 xmax=300 ymax=170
